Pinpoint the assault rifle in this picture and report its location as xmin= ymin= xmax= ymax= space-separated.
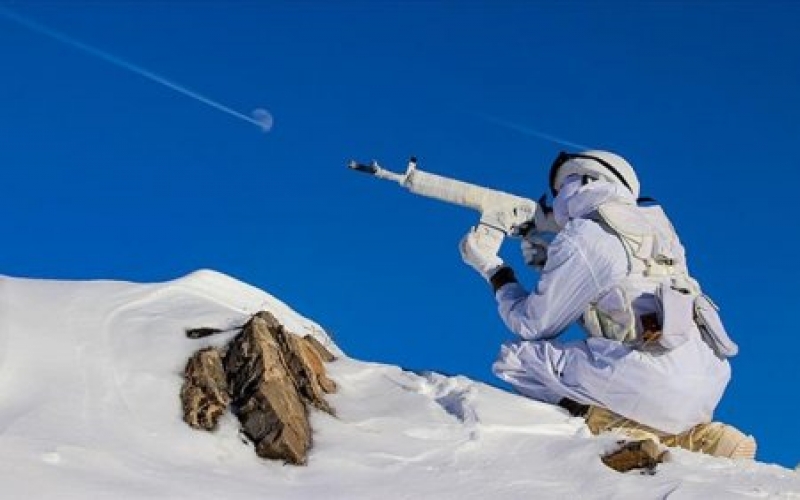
xmin=348 ymin=157 xmax=558 ymax=255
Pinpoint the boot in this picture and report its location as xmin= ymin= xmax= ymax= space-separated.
xmin=667 ymin=422 xmax=757 ymax=460
xmin=586 ymin=406 xmax=757 ymax=460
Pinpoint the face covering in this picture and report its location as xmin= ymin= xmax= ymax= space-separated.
xmin=553 ymin=175 xmax=583 ymax=228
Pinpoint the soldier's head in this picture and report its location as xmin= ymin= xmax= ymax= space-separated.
xmin=549 ymin=150 xmax=640 ymax=199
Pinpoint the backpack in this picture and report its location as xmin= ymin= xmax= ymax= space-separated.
xmin=582 ymin=200 xmax=738 ymax=358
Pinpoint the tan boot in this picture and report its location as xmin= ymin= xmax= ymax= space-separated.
xmin=715 ymin=427 xmax=757 ymax=459
xmin=666 ymin=422 xmax=757 ymax=460
xmin=586 ymin=406 xmax=757 ymax=460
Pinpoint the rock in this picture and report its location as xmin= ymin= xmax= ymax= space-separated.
xmin=303 ymin=334 xmax=337 ymax=363
xmin=277 ymin=332 xmax=335 ymax=414
xmin=225 ymin=313 xmax=312 ymax=464
xmin=182 ymin=310 xmax=337 ymax=465
xmin=301 ymin=336 xmax=337 ymax=394
xmin=180 ymin=347 xmax=231 ymax=431
xmin=601 ymin=439 xmax=666 ymax=474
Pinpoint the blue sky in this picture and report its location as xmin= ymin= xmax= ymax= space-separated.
xmin=1 ymin=2 xmax=798 ymax=468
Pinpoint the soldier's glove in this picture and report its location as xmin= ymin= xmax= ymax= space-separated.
xmin=459 ymin=226 xmax=505 ymax=281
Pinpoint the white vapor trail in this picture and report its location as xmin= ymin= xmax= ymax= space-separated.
xmin=475 ymin=113 xmax=591 ymax=151
xmin=0 ymin=6 xmax=272 ymax=132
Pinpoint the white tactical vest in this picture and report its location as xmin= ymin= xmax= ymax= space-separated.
xmin=582 ymin=200 xmax=738 ymax=358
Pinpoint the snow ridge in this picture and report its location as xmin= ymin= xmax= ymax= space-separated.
xmin=0 ymin=270 xmax=798 ymax=499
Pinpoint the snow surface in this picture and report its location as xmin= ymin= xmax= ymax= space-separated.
xmin=0 ymin=269 xmax=798 ymax=499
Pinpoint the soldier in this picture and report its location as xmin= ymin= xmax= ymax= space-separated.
xmin=460 ymin=150 xmax=755 ymax=459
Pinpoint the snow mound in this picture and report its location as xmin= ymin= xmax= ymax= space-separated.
xmin=0 ymin=270 xmax=798 ymax=499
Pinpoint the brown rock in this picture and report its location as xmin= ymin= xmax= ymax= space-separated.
xmin=252 ymin=312 xmax=337 ymax=408
xmin=277 ymin=330 xmax=336 ymax=414
xmin=303 ymin=334 xmax=337 ymax=363
xmin=182 ymin=310 xmax=337 ymax=465
xmin=225 ymin=313 xmax=312 ymax=465
xmin=180 ymin=347 xmax=231 ymax=431
xmin=601 ymin=439 xmax=666 ymax=473
xmin=300 ymin=336 xmax=338 ymax=394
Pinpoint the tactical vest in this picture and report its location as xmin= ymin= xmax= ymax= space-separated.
xmin=581 ymin=200 xmax=738 ymax=358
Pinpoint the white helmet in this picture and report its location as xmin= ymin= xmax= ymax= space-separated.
xmin=549 ymin=150 xmax=640 ymax=199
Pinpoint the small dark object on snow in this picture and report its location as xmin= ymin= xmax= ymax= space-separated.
xmin=602 ymin=439 xmax=666 ymax=474
xmin=185 ymin=327 xmax=225 ymax=339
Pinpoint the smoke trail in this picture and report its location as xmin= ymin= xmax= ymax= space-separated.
xmin=475 ymin=113 xmax=591 ymax=151
xmin=0 ymin=6 xmax=272 ymax=132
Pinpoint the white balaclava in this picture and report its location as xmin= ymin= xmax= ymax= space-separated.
xmin=552 ymin=175 xmax=583 ymax=228
xmin=552 ymin=175 xmax=636 ymax=229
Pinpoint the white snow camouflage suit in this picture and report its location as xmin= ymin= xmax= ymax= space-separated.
xmin=492 ymin=178 xmax=730 ymax=434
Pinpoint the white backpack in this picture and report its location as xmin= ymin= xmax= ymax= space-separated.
xmin=582 ymin=200 xmax=738 ymax=358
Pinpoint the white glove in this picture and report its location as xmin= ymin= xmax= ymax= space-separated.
xmin=459 ymin=226 xmax=504 ymax=280
xmin=521 ymin=233 xmax=549 ymax=271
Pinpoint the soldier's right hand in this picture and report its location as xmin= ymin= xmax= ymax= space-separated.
xmin=521 ymin=234 xmax=549 ymax=271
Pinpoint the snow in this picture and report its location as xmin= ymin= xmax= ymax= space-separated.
xmin=0 ymin=269 xmax=798 ymax=499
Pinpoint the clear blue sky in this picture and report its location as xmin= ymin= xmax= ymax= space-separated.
xmin=1 ymin=2 xmax=798 ymax=468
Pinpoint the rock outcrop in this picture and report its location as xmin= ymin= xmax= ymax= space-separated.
xmin=181 ymin=346 xmax=231 ymax=431
xmin=181 ymin=311 xmax=336 ymax=465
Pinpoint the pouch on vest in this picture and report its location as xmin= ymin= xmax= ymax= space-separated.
xmin=694 ymin=294 xmax=738 ymax=358
xmin=653 ymin=282 xmax=695 ymax=350
xmin=584 ymin=285 xmax=637 ymax=343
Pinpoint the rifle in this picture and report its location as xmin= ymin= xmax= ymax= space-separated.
xmin=348 ymin=157 xmax=558 ymax=255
